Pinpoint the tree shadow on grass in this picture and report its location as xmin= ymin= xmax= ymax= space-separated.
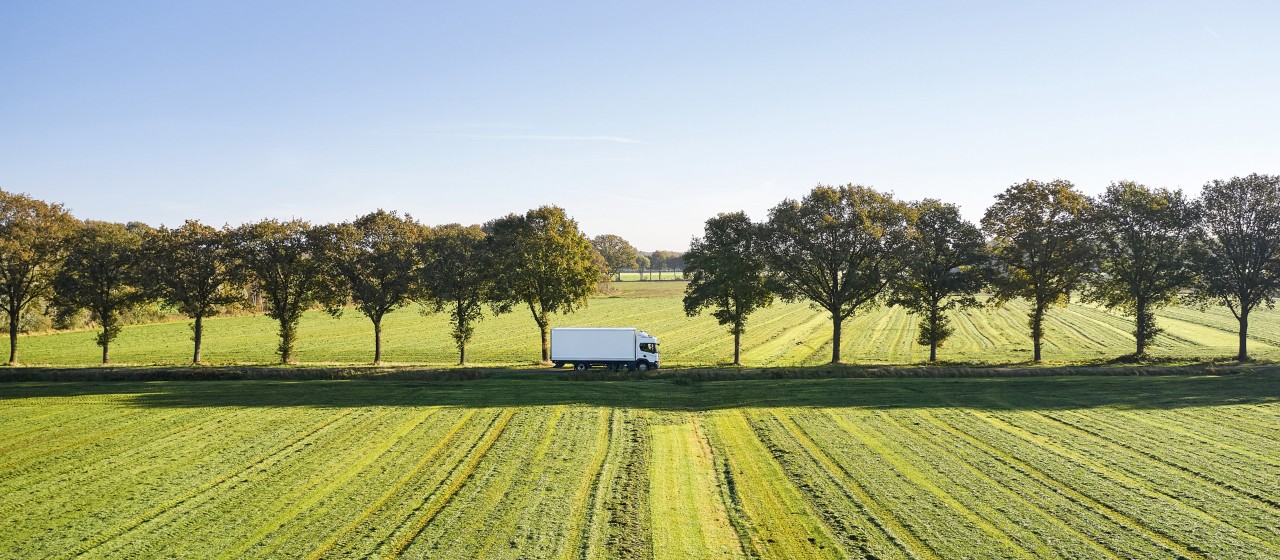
xmin=2 ymin=369 xmax=1277 ymax=412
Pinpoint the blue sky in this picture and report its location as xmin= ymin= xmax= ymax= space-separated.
xmin=2 ymin=1 xmax=1277 ymax=251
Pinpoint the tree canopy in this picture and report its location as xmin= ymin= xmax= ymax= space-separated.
xmin=0 ymin=189 xmax=77 ymax=365
xmin=982 ymin=179 xmax=1095 ymax=362
xmin=1192 ymin=173 xmax=1280 ymax=361
xmin=142 ymin=220 xmax=242 ymax=364
xmin=591 ymin=234 xmax=639 ymax=281
xmin=312 ymin=210 xmax=426 ymax=364
xmin=889 ymin=199 xmax=988 ymax=363
xmin=231 ymin=219 xmax=325 ymax=364
xmin=487 ymin=206 xmax=601 ymax=362
xmin=1088 ymin=182 xmax=1200 ymax=358
xmin=765 ymin=184 xmax=909 ymax=363
xmin=52 ymin=221 xmax=149 ymax=364
xmin=419 ymin=223 xmax=493 ymax=365
xmin=683 ymin=211 xmax=774 ymax=365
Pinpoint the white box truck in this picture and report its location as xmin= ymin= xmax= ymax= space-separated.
xmin=550 ymin=327 xmax=660 ymax=372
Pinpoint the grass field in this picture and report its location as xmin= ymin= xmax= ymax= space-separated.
xmin=11 ymin=281 xmax=1280 ymax=367
xmin=1 ymin=371 xmax=1277 ymax=558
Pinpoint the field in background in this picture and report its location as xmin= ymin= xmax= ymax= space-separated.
xmin=2 ymin=372 xmax=1277 ymax=559
xmin=13 ymin=281 xmax=1280 ymax=366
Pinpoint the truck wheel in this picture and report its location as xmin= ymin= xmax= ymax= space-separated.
xmin=574 ymin=363 xmax=587 ymax=371
xmin=636 ymin=362 xmax=649 ymax=372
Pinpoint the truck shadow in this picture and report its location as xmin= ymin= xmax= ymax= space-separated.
xmin=3 ymin=370 xmax=1277 ymax=411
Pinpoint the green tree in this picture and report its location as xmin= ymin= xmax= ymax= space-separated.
xmin=636 ymin=254 xmax=651 ymax=281
xmin=52 ymin=221 xmax=149 ymax=364
xmin=889 ymin=200 xmax=988 ymax=363
xmin=982 ymin=179 xmax=1095 ymax=363
xmin=592 ymin=234 xmax=639 ymax=281
xmin=142 ymin=220 xmax=242 ymax=364
xmin=683 ymin=212 xmax=774 ymax=365
xmin=765 ymin=184 xmax=909 ymax=364
xmin=487 ymin=206 xmax=601 ymax=363
xmin=0 ymin=190 xmax=77 ymax=365
xmin=311 ymin=211 xmax=425 ymax=365
xmin=1191 ymin=173 xmax=1280 ymax=362
xmin=1088 ymin=182 xmax=1200 ymax=359
xmin=650 ymin=250 xmax=684 ymax=280
xmin=231 ymin=219 xmax=325 ymax=364
xmin=419 ymin=224 xmax=493 ymax=365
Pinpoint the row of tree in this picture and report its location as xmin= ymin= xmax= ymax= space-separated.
xmin=0 ymin=197 xmax=618 ymax=366
xmin=591 ymin=235 xmax=684 ymax=280
xmin=683 ymin=174 xmax=1280 ymax=364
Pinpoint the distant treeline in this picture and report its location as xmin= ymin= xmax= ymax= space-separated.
xmin=3 ymin=174 xmax=1278 ymax=368
xmin=683 ymin=175 xmax=1280 ymax=365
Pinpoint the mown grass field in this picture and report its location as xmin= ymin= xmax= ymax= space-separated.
xmin=12 ymin=281 xmax=1280 ymax=367
xmin=1 ymin=372 xmax=1277 ymax=558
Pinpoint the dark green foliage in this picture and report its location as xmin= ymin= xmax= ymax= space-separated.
xmin=982 ymin=179 xmax=1095 ymax=362
xmin=231 ymin=219 xmax=325 ymax=364
xmin=889 ymin=200 xmax=987 ymax=362
xmin=649 ymin=250 xmax=684 ymax=280
xmin=419 ymin=224 xmax=493 ymax=365
xmin=0 ymin=189 xmax=77 ymax=365
xmin=1191 ymin=173 xmax=1280 ymax=361
xmin=1088 ymin=182 xmax=1200 ymax=359
xmin=765 ymin=184 xmax=909 ymax=364
xmin=311 ymin=211 xmax=426 ymax=364
xmin=683 ymin=212 xmax=774 ymax=365
xmin=487 ymin=206 xmax=601 ymax=362
xmin=141 ymin=220 xmax=241 ymax=363
xmin=592 ymin=234 xmax=639 ymax=281
xmin=52 ymin=221 xmax=149 ymax=364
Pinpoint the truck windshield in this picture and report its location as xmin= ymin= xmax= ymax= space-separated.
xmin=639 ymin=343 xmax=657 ymax=353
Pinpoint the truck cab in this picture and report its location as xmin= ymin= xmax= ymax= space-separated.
xmin=637 ymin=331 xmax=660 ymax=370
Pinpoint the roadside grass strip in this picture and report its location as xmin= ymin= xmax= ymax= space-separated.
xmin=871 ymin=411 xmax=1119 ymax=559
xmin=749 ymin=410 xmax=928 ymax=560
xmin=311 ymin=409 xmax=504 ymax=558
xmin=555 ymin=408 xmax=613 ymax=560
xmin=302 ymin=408 xmax=481 ymax=559
xmin=815 ymin=410 xmax=1037 ymax=559
xmin=950 ymin=409 xmax=1257 ymax=559
xmin=1053 ymin=408 xmax=1280 ymax=505
xmin=915 ymin=410 xmax=1187 ymax=559
xmin=403 ymin=407 xmax=613 ymax=559
xmin=82 ymin=407 xmax=396 ymax=558
xmin=399 ymin=407 xmax=564 ymax=556
xmin=212 ymin=407 xmax=444 ymax=559
xmin=649 ymin=414 xmax=745 ymax=559
xmin=1000 ymin=410 xmax=1280 ymax=548
xmin=381 ymin=408 xmax=516 ymax=557
xmin=5 ymin=407 xmax=310 ymax=554
xmin=580 ymin=409 xmax=653 ymax=560
xmin=53 ymin=407 xmax=360 ymax=559
xmin=704 ymin=411 xmax=844 ymax=559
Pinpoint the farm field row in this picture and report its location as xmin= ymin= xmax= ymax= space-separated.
xmin=1 ymin=372 xmax=1277 ymax=558
xmin=13 ymin=281 xmax=1280 ymax=366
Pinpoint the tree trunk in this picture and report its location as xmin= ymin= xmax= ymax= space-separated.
xmin=733 ymin=327 xmax=741 ymax=365
xmin=459 ymin=339 xmax=466 ymax=366
xmin=1134 ymin=301 xmax=1146 ymax=358
xmin=278 ymin=319 xmax=294 ymax=364
xmin=192 ymin=314 xmax=203 ymax=364
xmin=1031 ymin=304 xmax=1044 ymax=363
xmin=1238 ymin=308 xmax=1250 ymax=362
xmin=539 ymin=321 xmax=550 ymax=363
xmin=831 ymin=312 xmax=842 ymax=364
xmin=101 ymin=324 xmax=110 ymax=365
xmin=372 ymin=318 xmax=383 ymax=365
xmin=8 ymin=308 xmax=18 ymax=366
xmin=928 ymin=306 xmax=939 ymax=363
